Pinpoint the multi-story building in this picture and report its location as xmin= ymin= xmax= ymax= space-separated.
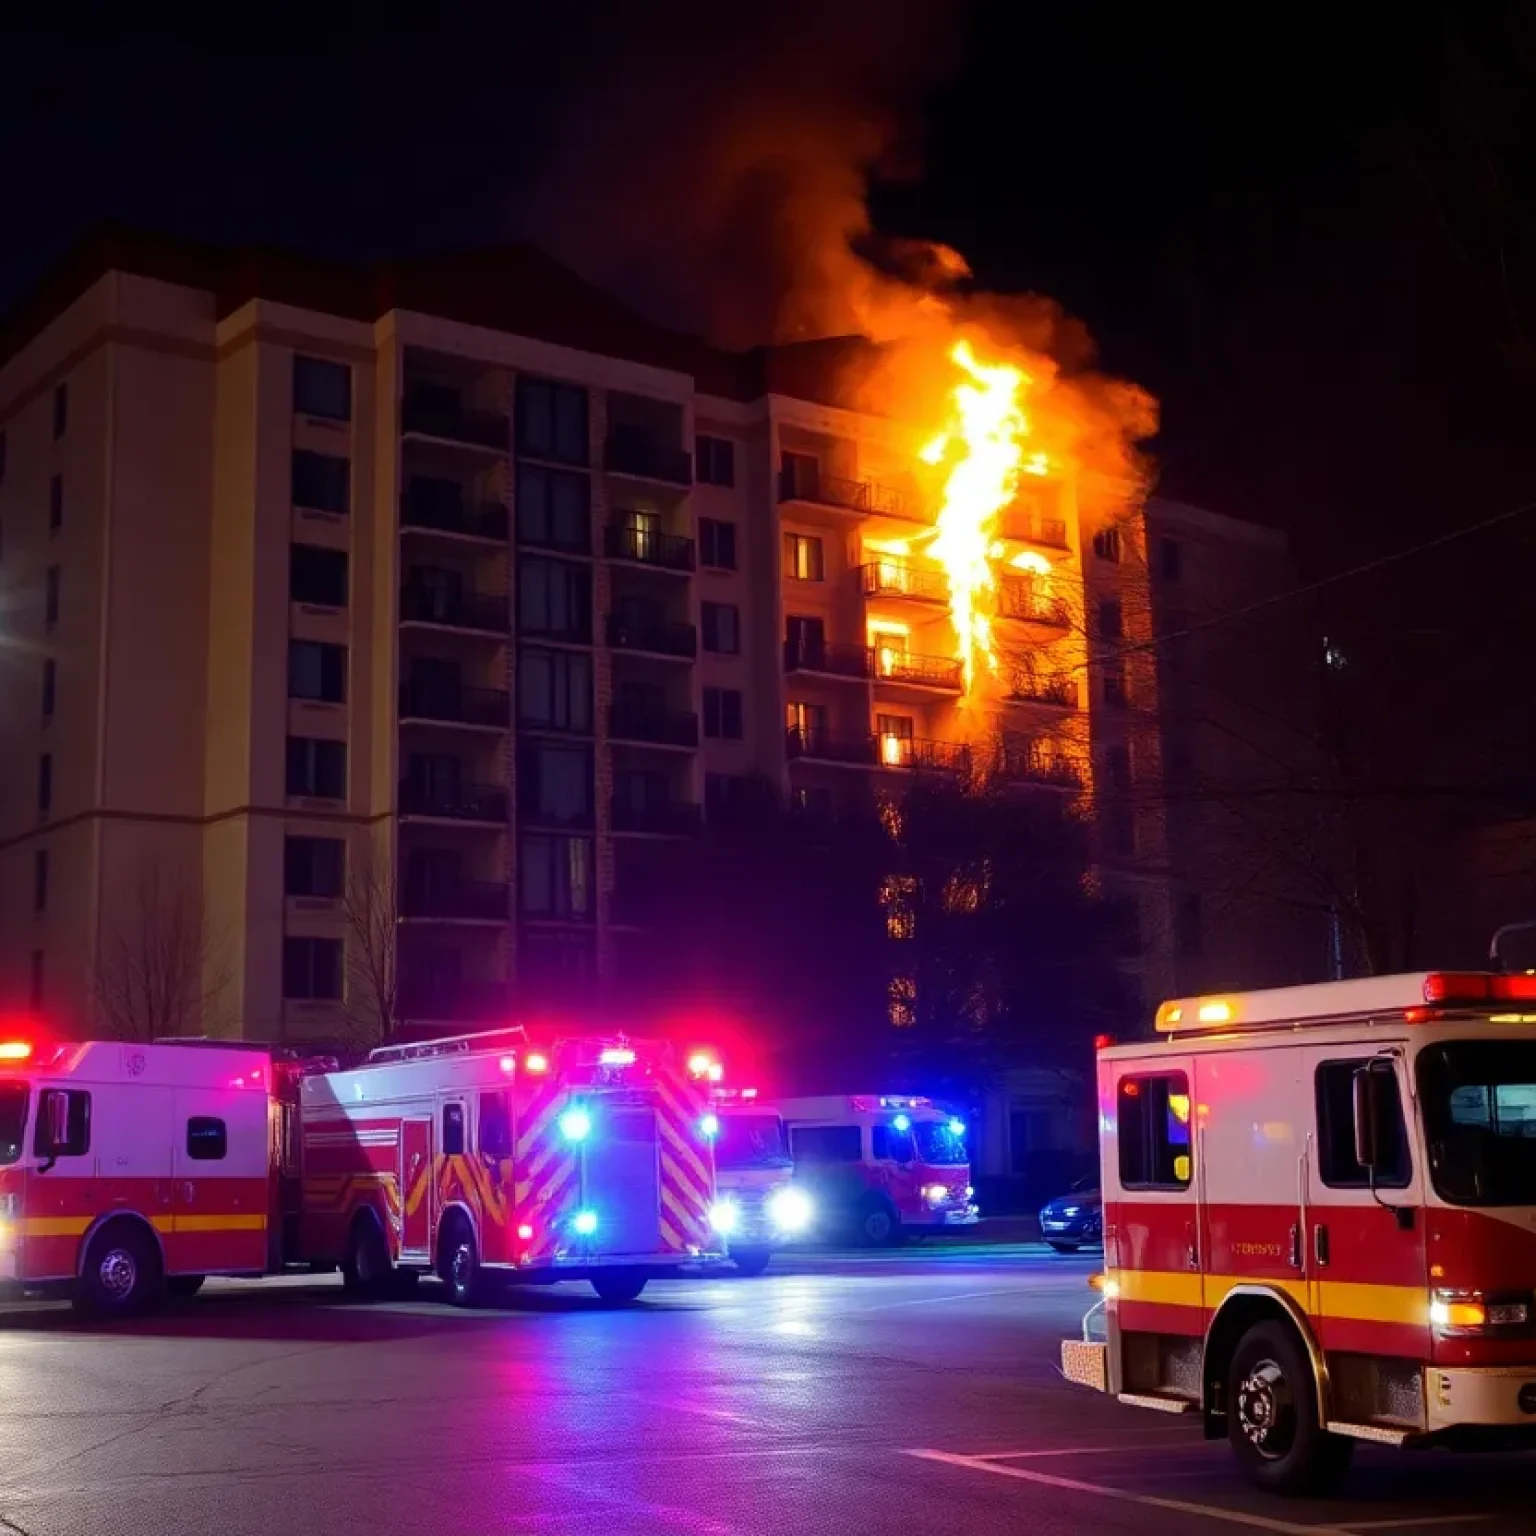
xmin=0 ymin=227 xmax=1170 ymax=1045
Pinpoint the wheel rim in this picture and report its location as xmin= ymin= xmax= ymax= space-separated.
xmin=1236 ymin=1358 xmax=1297 ymax=1460
xmin=866 ymin=1211 xmax=891 ymax=1242
xmin=451 ymin=1242 xmax=474 ymax=1293
xmin=99 ymin=1248 xmax=137 ymax=1300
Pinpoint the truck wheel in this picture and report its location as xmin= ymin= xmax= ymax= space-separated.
xmin=167 ymin=1275 xmax=206 ymax=1298
xmin=1227 ymin=1321 xmax=1354 ymax=1495
xmin=731 ymin=1247 xmax=772 ymax=1278
xmin=857 ymin=1196 xmax=902 ymax=1247
xmin=1048 ymin=1241 xmax=1081 ymax=1254
xmin=341 ymin=1215 xmax=390 ymax=1299
xmin=73 ymin=1222 xmax=163 ymax=1317
xmin=440 ymin=1217 xmax=487 ymax=1308
xmin=591 ymin=1269 xmax=648 ymax=1304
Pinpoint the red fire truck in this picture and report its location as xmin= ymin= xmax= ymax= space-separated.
xmin=1062 ymin=971 xmax=1536 ymax=1494
xmin=299 ymin=1028 xmax=729 ymax=1303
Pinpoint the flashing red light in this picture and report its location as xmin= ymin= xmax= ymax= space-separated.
xmin=1121 ymin=1080 xmax=1141 ymax=1098
xmin=1422 ymin=972 xmax=1536 ymax=1007
xmin=524 ymin=1052 xmax=550 ymax=1075
xmin=687 ymin=1052 xmax=712 ymax=1077
xmin=516 ymin=1223 xmax=534 ymax=1241
xmin=707 ymin=1063 xmax=724 ymax=1082
xmin=1093 ymin=1034 xmax=1115 ymax=1051
xmin=742 ymin=1087 xmax=758 ymax=1099
xmin=0 ymin=1041 xmax=34 ymax=1062
xmin=499 ymin=1055 xmax=517 ymax=1075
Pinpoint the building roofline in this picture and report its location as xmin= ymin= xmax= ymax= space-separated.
xmin=1145 ymin=495 xmax=1288 ymax=549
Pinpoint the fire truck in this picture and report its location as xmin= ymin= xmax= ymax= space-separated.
xmin=707 ymin=1088 xmax=814 ymax=1275
xmin=299 ymin=1029 xmax=729 ymax=1303
xmin=1062 ymin=971 xmax=1536 ymax=1495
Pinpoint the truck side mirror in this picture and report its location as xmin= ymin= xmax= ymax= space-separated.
xmin=1352 ymin=1067 xmax=1394 ymax=1171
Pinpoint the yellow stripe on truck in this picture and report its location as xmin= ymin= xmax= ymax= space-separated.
xmin=1112 ymin=1268 xmax=1429 ymax=1327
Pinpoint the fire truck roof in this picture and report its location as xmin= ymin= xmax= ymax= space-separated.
xmin=1154 ymin=970 xmax=1536 ymax=1036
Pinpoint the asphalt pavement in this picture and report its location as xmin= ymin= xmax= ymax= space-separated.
xmin=0 ymin=1241 xmax=1530 ymax=1534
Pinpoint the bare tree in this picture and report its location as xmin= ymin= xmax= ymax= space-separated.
xmin=339 ymin=843 xmax=400 ymax=1048
xmin=91 ymin=858 xmax=234 ymax=1041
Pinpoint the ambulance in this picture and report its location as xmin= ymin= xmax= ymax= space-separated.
xmin=707 ymin=1087 xmax=814 ymax=1275
xmin=1062 ymin=971 xmax=1536 ymax=1494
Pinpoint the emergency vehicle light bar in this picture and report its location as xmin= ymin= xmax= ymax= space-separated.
xmin=368 ymin=1025 xmax=529 ymax=1065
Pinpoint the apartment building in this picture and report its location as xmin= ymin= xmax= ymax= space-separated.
xmin=0 ymin=228 xmax=1170 ymax=1045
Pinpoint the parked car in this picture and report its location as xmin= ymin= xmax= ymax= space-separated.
xmin=1038 ymin=1180 xmax=1101 ymax=1252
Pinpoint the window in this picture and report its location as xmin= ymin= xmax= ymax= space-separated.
xmin=45 ymin=566 xmax=60 ymax=629
xmin=1092 ymin=527 xmax=1121 ymax=562
xmin=1158 ymin=537 xmax=1183 ymax=582
xmin=282 ymin=936 xmax=344 ymax=1000
xmin=27 ymin=951 xmax=43 ymax=1008
xmin=791 ymin=784 xmax=833 ymax=820
xmin=1175 ymin=892 xmax=1203 ymax=957
xmin=290 ymin=544 xmax=348 ymax=607
xmin=1117 ymin=1072 xmax=1192 ymax=1189
xmin=33 ymin=850 xmax=48 ymax=913
xmin=1105 ymin=744 xmax=1133 ymax=793
xmin=699 ymin=517 xmax=738 ymax=570
xmin=703 ymin=687 xmax=744 ymax=740
xmin=1316 ymin=1061 xmax=1411 ymax=1188
xmin=788 ymin=1124 xmax=862 ymax=1163
xmin=1097 ymin=598 xmax=1123 ymax=639
xmin=784 ymin=532 xmax=824 ymax=581
xmin=519 ymin=833 xmax=593 ymax=919
xmin=1101 ymin=661 xmax=1128 ymax=707
xmin=52 ymin=382 xmax=67 ymax=440
xmin=293 ymin=355 xmax=352 ymax=421
xmin=481 ymin=1092 xmax=512 ymax=1158
xmin=292 ymin=450 xmax=350 ymax=515
xmin=786 ymin=700 xmax=826 ymax=738
xmin=49 ymin=474 xmax=62 ymax=534
xmin=516 ymin=462 xmax=591 ymax=552
xmin=37 ymin=754 xmax=51 ymax=816
xmin=286 ymin=737 xmax=347 ymax=799
xmin=41 ymin=658 xmax=55 ymax=720
xmin=705 ymin=773 xmax=755 ymax=819
xmin=442 ymin=1102 xmax=466 ymax=1156
xmin=871 ymin=1123 xmax=916 ymax=1162
xmin=186 ymin=1117 xmax=228 ymax=1161
xmin=35 ymin=1089 xmax=89 ymax=1158
xmin=518 ymin=557 xmax=592 ymax=642
xmin=288 ymin=640 xmax=347 ymax=704
xmin=521 ymin=927 xmax=597 ymax=983
xmin=284 ymin=836 xmax=345 ymax=899
xmin=518 ymin=646 xmax=592 ymax=733
xmin=696 ymin=434 xmax=736 ymax=487
xmin=780 ymin=451 xmax=821 ymax=501
xmin=701 ymin=601 xmax=741 ymax=654
xmin=518 ymin=741 xmax=594 ymax=826
xmin=888 ymin=971 xmax=917 ymax=1023
xmin=516 ymin=376 xmax=589 ymax=464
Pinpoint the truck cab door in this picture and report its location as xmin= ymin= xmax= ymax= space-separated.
xmin=170 ymin=1085 xmax=269 ymax=1276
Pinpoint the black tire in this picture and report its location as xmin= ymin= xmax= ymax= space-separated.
xmin=1048 ymin=1241 xmax=1081 ymax=1254
xmin=167 ymin=1274 xmax=206 ymax=1298
xmin=730 ymin=1247 xmax=772 ymax=1278
xmin=73 ymin=1222 xmax=163 ymax=1317
xmin=440 ymin=1217 xmax=486 ymax=1308
xmin=1227 ymin=1320 xmax=1355 ymax=1496
xmin=590 ymin=1269 xmax=648 ymax=1303
xmin=856 ymin=1196 xmax=903 ymax=1247
xmin=341 ymin=1214 xmax=391 ymax=1299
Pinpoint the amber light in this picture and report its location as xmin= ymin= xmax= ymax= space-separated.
xmin=524 ymin=1053 xmax=550 ymax=1075
xmin=0 ymin=1042 xmax=34 ymax=1062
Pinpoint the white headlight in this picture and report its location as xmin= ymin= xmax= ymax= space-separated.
xmin=709 ymin=1199 xmax=740 ymax=1236
xmin=923 ymin=1184 xmax=948 ymax=1205
xmin=767 ymin=1185 xmax=813 ymax=1233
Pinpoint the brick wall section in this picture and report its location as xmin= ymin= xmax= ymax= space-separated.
xmin=589 ymin=389 xmax=617 ymax=983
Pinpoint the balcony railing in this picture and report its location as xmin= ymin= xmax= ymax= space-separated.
xmin=518 ymin=611 xmax=593 ymax=645
xmin=876 ymin=736 xmax=971 ymax=773
xmin=997 ymin=746 xmax=1086 ymax=789
xmin=398 ymin=683 xmax=510 ymax=728
xmin=402 ymin=393 xmax=509 ymax=451
xmin=1000 ymin=511 xmax=1069 ymax=550
xmin=402 ymin=879 xmax=510 ymax=921
xmin=397 ymin=979 xmax=511 ymax=1023
xmin=1005 ymin=672 xmax=1077 ymax=708
xmin=399 ymin=585 xmax=509 ymax=633
xmin=611 ymin=798 xmax=703 ymax=835
xmin=608 ymin=704 xmax=700 ymax=747
xmin=606 ymin=613 xmax=698 ymax=658
xmin=516 ymin=513 xmax=591 ymax=557
xmin=997 ymin=578 xmax=1070 ymax=626
xmin=400 ymin=496 xmax=509 ymax=542
xmin=861 ymin=559 xmax=948 ymax=604
xmin=778 ymin=467 xmax=917 ymax=518
xmin=785 ymin=726 xmax=878 ymax=766
xmin=783 ymin=637 xmax=872 ymax=679
xmin=398 ymin=781 xmax=510 ymax=822
xmin=605 ymin=523 xmax=696 ymax=572
xmin=604 ymin=432 xmax=693 ymax=485
xmin=873 ymin=649 xmax=964 ymax=692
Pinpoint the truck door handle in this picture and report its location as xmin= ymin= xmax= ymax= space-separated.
xmin=1185 ymin=1221 xmax=1198 ymax=1269
xmin=1288 ymin=1224 xmax=1302 ymax=1269
xmin=1314 ymin=1224 xmax=1330 ymax=1267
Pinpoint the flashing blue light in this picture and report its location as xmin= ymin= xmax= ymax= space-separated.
xmin=893 ymin=1113 xmax=912 ymax=1133
xmin=573 ymin=1209 xmax=598 ymax=1236
xmin=700 ymin=1113 xmax=720 ymax=1139
xmin=948 ymin=1117 xmax=966 ymax=1136
xmin=559 ymin=1106 xmax=593 ymax=1142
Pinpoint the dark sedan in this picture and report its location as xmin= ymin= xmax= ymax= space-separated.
xmin=1038 ymin=1181 xmax=1101 ymax=1253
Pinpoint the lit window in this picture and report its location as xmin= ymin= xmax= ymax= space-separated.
xmin=888 ymin=975 xmax=916 ymax=1027
xmin=881 ymin=876 xmax=916 ymax=940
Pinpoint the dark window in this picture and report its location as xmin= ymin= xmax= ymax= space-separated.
xmin=37 ymin=754 xmax=51 ymax=816
xmin=518 ymin=646 xmax=592 ymax=733
xmin=519 ymin=833 xmax=593 ymax=919
xmin=705 ymin=773 xmax=755 ymax=819
xmin=290 ymin=544 xmax=349 ymax=607
xmin=1158 ymin=537 xmax=1183 ymax=582
xmin=516 ymin=462 xmax=591 ymax=552
xmin=1316 ymin=1061 xmax=1411 ymax=1189
xmin=27 ymin=950 xmax=43 ymax=1008
xmin=442 ymin=1102 xmax=466 ymax=1156
xmin=33 ymin=850 xmax=48 ymax=913
xmin=293 ymin=355 xmax=352 ymax=421
xmin=41 ymin=658 xmax=55 ymax=720
xmin=519 ymin=741 xmax=594 ymax=826
xmin=35 ymin=1089 xmax=89 ymax=1157
xmin=187 ymin=1117 xmax=228 ymax=1161
xmin=1117 ymin=1073 xmax=1192 ymax=1189
xmin=784 ymin=532 xmax=824 ymax=581
xmin=788 ymin=1124 xmax=862 ymax=1162
xmin=285 ymin=737 xmax=347 ymax=799
xmin=1106 ymin=744 xmax=1133 ymax=793
xmin=1101 ymin=662 xmax=1128 ymax=707
xmin=283 ymin=836 xmax=345 ymax=898
xmin=520 ymin=926 xmax=597 ymax=983
xmin=696 ymin=434 xmax=736 ymax=487
xmin=481 ymin=1092 xmax=511 ymax=1158
xmin=1175 ymin=892 xmax=1203 ymax=957
xmin=52 ymin=382 xmax=67 ymax=440
xmin=292 ymin=450 xmax=350 ymax=514
xmin=870 ymin=1124 xmax=916 ymax=1162
xmin=703 ymin=687 xmax=744 ymax=740
xmin=518 ymin=557 xmax=591 ymax=642
xmin=701 ymin=601 xmax=740 ymax=654
xmin=699 ymin=517 xmax=738 ymax=570
xmin=516 ymin=376 xmax=589 ymax=464
xmin=48 ymin=474 xmax=62 ymax=533
xmin=288 ymin=640 xmax=347 ymax=703
xmin=45 ymin=566 xmax=60 ymax=628
xmin=1092 ymin=527 xmax=1121 ymax=562
xmin=1097 ymin=599 xmax=1123 ymax=640
xmin=282 ymin=936 xmax=344 ymax=1000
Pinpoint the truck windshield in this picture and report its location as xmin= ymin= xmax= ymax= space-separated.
xmin=1417 ymin=1041 xmax=1536 ymax=1206
xmin=715 ymin=1114 xmax=792 ymax=1170
xmin=0 ymin=1082 xmax=27 ymax=1165
xmin=913 ymin=1120 xmax=967 ymax=1166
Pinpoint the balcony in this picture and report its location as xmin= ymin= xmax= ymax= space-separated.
xmin=400 ymin=495 xmax=509 ymax=543
xmin=398 ymin=782 xmax=509 ymax=822
xmin=783 ymin=637 xmax=872 ymax=680
xmin=997 ymin=578 xmax=1070 ymax=627
xmin=611 ymin=798 xmax=703 ymax=836
xmin=397 ymin=979 xmax=511 ymax=1023
xmin=1001 ymin=511 xmax=1070 ymax=550
xmin=778 ymin=467 xmax=916 ymax=519
xmin=861 ymin=559 xmax=947 ymax=604
xmin=401 ymin=879 xmax=510 ymax=922
xmin=996 ymin=746 xmax=1086 ymax=790
xmin=399 ymin=585 xmax=509 ymax=634
xmin=402 ymin=393 xmax=508 ymax=452
xmin=398 ymin=683 xmax=510 ymax=729
xmin=1005 ymin=672 xmax=1077 ymax=709
xmin=608 ymin=704 xmax=700 ymax=748
xmin=604 ymin=431 xmax=692 ymax=485
xmin=786 ymin=727 xmax=878 ymax=766
xmin=876 ymin=737 xmax=971 ymax=773
xmin=605 ymin=522 xmax=695 ymax=572
xmin=873 ymin=649 xmax=964 ymax=693
xmin=606 ymin=613 xmax=698 ymax=659
xmin=516 ymin=514 xmax=591 ymax=557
